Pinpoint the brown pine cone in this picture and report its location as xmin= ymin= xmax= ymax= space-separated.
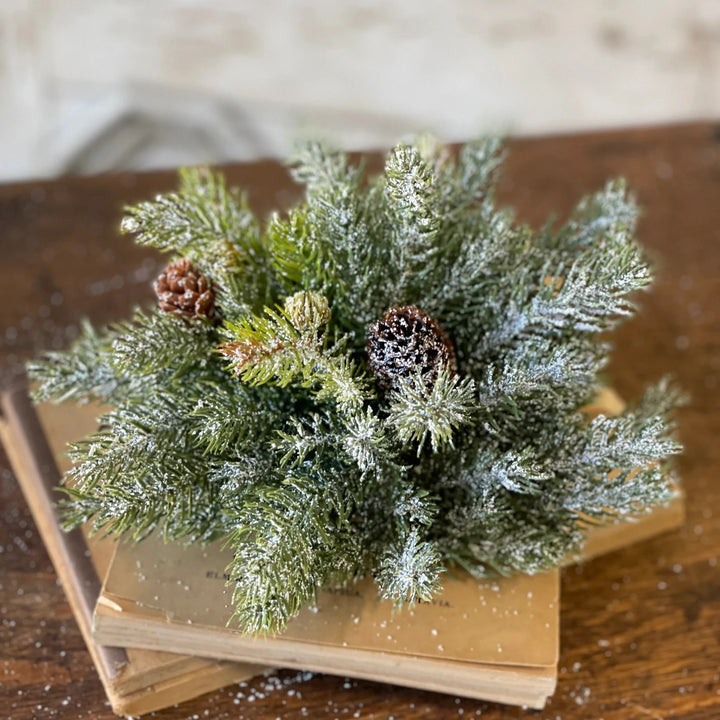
xmin=154 ymin=258 xmax=216 ymax=321
xmin=367 ymin=306 xmax=457 ymax=391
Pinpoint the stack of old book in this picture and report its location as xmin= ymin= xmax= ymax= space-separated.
xmin=0 ymin=387 xmax=684 ymax=716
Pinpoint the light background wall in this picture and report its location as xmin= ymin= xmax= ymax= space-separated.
xmin=2 ymin=0 xmax=720 ymax=181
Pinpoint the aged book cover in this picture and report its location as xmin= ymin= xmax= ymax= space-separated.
xmin=0 ymin=388 xmax=267 ymax=717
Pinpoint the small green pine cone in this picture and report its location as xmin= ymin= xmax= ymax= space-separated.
xmin=284 ymin=291 xmax=331 ymax=332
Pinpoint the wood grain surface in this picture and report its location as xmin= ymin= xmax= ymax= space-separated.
xmin=1 ymin=123 xmax=719 ymax=719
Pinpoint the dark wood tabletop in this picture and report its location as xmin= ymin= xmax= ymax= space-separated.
xmin=1 ymin=123 xmax=719 ymax=720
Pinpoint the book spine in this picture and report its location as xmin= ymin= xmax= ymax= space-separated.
xmin=0 ymin=387 xmax=128 ymax=682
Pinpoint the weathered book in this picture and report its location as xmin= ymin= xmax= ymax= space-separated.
xmin=0 ymin=388 xmax=267 ymax=717
xmin=97 ymin=533 xmax=560 ymax=708
xmin=92 ymin=388 xmax=683 ymax=710
xmin=2 ymin=387 xmax=684 ymax=712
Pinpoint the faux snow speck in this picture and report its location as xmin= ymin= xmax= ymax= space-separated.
xmin=28 ymin=137 xmax=682 ymax=635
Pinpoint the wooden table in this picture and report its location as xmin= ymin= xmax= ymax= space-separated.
xmin=1 ymin=123 xmax=719 ymax=720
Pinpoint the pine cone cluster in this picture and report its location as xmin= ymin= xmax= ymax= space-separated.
xmin=154 ymin=259 xmax=216 ymax=321
xmin=367 ymin=306 xmax=457 ymax=390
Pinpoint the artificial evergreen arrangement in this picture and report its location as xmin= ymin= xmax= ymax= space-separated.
xmin=29 ymin=137 xmax=682 ymax=635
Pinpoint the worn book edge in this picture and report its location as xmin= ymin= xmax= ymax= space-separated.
xmin=93 ymin=603 xmax=557 ymax=708
xmin=94 ymin=521 xmax=559 ymax=708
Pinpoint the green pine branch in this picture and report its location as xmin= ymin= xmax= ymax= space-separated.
xmin=121 ymin=167 xmax=272 ymax=314
xmin=219 ymin=293 xmax=369 ymax=409
xmin=376 ymin=528 xmax=444 ymax=606
xmin=110 ymin=308 xmax=216 ymax=378
xmin=29 ymin=319 xmax=118 ymax=404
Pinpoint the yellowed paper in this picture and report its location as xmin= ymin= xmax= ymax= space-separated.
xmin=104 ymin=533 xmax=559 ymax=669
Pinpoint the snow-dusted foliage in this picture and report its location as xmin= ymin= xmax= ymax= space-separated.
xmin=29 ymin=138 xmax=681 ymax=634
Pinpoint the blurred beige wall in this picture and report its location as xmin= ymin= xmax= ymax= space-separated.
xmin=2 ymin=0 xmax=720 ymax=181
